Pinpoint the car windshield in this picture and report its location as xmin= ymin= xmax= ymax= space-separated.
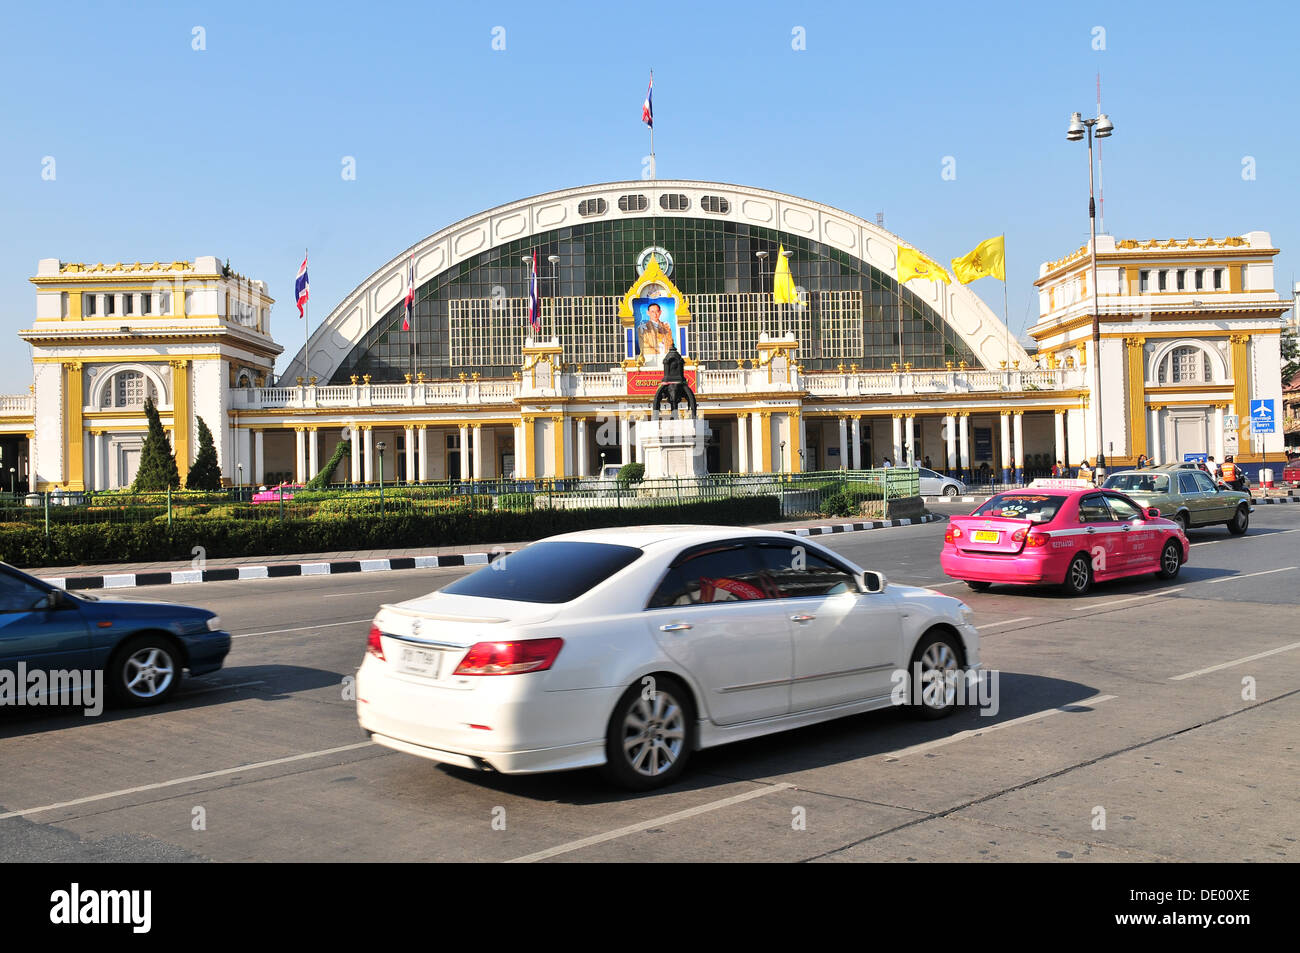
xmin=971 ymin=494 xmax=1066 ymax=522
xmin=1104 ymin=473 xmax=1168 ymax=493
xmin=440 ymin=541 xmax=643 ymax=604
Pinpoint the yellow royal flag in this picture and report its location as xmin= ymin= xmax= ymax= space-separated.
xmin=773 ymin=245 xmax=805 ymax=306
xmin=951 ymin=235 xmax=1006 ymax=284
xmin=897 ymin=246 xmax=950 ymax=285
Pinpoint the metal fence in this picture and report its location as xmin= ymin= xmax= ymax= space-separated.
xmin=0 ymin=468 xmax=921 ymax=532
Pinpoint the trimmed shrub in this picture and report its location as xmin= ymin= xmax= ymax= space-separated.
xmin=186 ymin=417 xmax=223 ymax=490
xmin=1 ymin=496 xmax=782 ymax=569
xmin=133 ymin=397 xmax=180 ymax=491
xmin=617 ymin=462 xmax=645 ymax=486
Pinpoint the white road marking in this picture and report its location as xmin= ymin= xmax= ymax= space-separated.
xmin=1169 ymin=641 xmax=1300 ymax=681
xmin=1203 ymin=566 xmax=1296 ymax=585
xmin=1071 ymin=589 xmax=1183 ymax=611
xmin=324 ymin=589 xmax=394 ymax=598
xmin=0 ymin=741 xmax=376 ymax=820
xmin=1192 ymin=527 xmax=1300 ymax=547
xmin=505 ymin=782 xmax=796 ymax=864
xmin=233 ymin=618 xmax=371 ymax=639
xmin=975 ymin=616 xmax=1034 ymax=630
xmin=881 ymin=695 xmax=1118 ymax=761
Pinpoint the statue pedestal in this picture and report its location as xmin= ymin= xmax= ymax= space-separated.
xmin=641 ymin=417 xmax=709 ymax=480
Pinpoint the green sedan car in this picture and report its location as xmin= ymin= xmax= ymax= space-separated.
xmin=1102 ymin=465 xmax=1252 ymax=535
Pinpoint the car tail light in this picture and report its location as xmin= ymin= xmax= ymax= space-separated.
xmin=1011 ymin=529 xmax=1026 ymax=543
xmin=944 ymin=526 xmax=963 ymax=542
xmin=453 ymin=638 xmax=564 ymax=676
xmin=366 ymin=624 xmax=386 ymax=660
xmin=1025 ymin=533 xmax=1048 ymax=548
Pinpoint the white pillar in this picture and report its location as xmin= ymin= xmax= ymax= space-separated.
xmin=620 ymin=412 xmax=631 ymax=464
xmin=891 ymin=415 xmax=903 ymax=465
xmin=837 ymin=417 xmax=848 ymax=469
xmin=350 ymin=426 xmax=362 ymax=484
xmin=514 ymin=422 xmax=523 ymax=478
xmin=417 ymin=426 xmax=428 ymax=482
xmin=752 ymin=411 xmax=764 ymax=472
xmin=404 ymin=426 xmax=416 ymax=482
xmin=945 ymin=414 xmax=957 ymax=471
xmin=904 ymin=415 xmax=916 ymax=466
xmin=308 ymin=428 xmax=319 ymax=481
xmin=850 ymin=417 xmax=862 ymax=469
xmin=743 ymin=413 xmax=754 ymax=473
xmin=362 ymin=427 xmax=373 ymax=483
xmin=576 ymin=418 xmax=588 ymax=477
xmin=958 ymin=415 xmax=970 ymax=474
xmin=459 ymin=424 xmax=470 ymax=480
xmin=798 ymin=413 xmax=807 ymax=471
xmin=633 ymin=417 xmax=643 ymax=464
xmin=294 ymin=428 xmax=306 ymax=483
xmin=999 ymin=413 xmax=1012 ymax=481
xmin=1013 ymin=412 xmax=1025 ymax=480
xmin=252 ymin=429 xmax=265 ymax=483
xmin=97 ymin=432 xmax=109 ymax=490
xmin=472 ymin=424 xmax=483 ymax=481
xmin=1053 ymin=411 xmax=1066 ymax=470
xmin=1150 ymin=408 xmax=1162 ymax=464
xmin=1213 ymin=405 xmax=1224 ymax=461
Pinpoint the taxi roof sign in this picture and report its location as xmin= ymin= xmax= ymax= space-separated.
xmin=1027 ymin=478 xmax=1094 ymax=489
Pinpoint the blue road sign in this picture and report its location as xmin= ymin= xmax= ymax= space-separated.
xmin=1183 ymin=452 xmax=1208 ymax=464
xmin=1250 ymin=399 xmax=1275 ymax=434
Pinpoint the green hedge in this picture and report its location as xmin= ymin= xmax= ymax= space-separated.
xmin=0 ymin=496 xmax=781 ymax=569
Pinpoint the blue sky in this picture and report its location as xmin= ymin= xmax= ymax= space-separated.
xmin=2 ymin=0 xmax=1296 ymax=387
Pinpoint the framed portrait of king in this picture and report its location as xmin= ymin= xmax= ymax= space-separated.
xmin=633 ymin=297 xmax=678 ymax=364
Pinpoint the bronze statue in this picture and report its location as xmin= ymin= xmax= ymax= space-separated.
xmin=652 ymin=344 xmax=697 ymax=419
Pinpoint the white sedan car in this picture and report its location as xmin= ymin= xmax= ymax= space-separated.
xmin=356 ymin=526 xmax=980 ymax=789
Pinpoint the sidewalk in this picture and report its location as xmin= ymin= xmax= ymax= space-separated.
xmin=30 ymin=513 xmax=945 ymax=591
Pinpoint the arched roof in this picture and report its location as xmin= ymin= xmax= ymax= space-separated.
xmin=286 ymin=180 xmax=1028 ymax=382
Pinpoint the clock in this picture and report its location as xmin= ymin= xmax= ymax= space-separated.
xmin=636 ymin=246 xmax=673 ymax=277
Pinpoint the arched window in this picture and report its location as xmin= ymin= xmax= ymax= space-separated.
xmin=1157 ymin=345 xmax=1209 ymax=384
xmin=101 ymin=370 xmax=159 ymax=408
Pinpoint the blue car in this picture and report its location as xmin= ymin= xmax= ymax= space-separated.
xmin=0 ymin=562 xmax=230 ymax=708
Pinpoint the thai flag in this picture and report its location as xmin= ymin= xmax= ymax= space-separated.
xmin=403 ymin=256 xmax=413 ymax=331
xmin=295 ymin=254 xmax=309 ymax=317
xmin=641 ymin=76 xmax=653 ymax=128
xmin=527 ymin=250 xmax=540 ymax=335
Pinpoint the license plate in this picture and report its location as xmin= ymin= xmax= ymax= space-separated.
xmin=396 ymin=645 xmax=441 ymax=679
xmin=973 ymin=530 xmax=1000 ymax=543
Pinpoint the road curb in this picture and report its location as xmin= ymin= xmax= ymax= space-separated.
xmin=786 ymin=513 xmax=946 ymax=537
xmin=44 ymin=551 xmax=506 ymax=592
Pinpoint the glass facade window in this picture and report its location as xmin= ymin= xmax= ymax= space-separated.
xmin=103 ymin=370 xmax=158 ymax=408
xmin=330 ymin=216 xmax=982 ymax=384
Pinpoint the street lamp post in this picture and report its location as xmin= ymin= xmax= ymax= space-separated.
xmin=755 ymin=250 xmax=769 ymax=333
xmin=8 ymin=467 xmax=14 ymax=495
xmin=1067 ymin=109 xmax=1114 ymax=471
xmin=236 ymin=464 xmax=243 ymax=501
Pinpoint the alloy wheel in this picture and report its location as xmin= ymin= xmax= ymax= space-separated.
xmin=621 ymin=687 xmax=687 ymax=778
xmin=123 ymin=646 xmax=176 ymax=699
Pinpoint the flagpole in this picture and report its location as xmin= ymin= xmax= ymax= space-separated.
xmin=303 ymin=247 xmax=309 ymax=382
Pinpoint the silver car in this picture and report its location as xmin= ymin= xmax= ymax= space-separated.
xmin=918 ymin=467 xmax=966 ymax=498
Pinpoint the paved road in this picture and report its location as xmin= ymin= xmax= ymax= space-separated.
xmin=3 ymin=506 xmax=1298 ymax=862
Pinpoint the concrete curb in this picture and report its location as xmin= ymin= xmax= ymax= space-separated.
xmin=786 ymin=513 xmax=946 ymax=537
xmin=41 ymin=513 xmax=948 ymax=592
xmin=46 ymin=551 xmax=502 ymax=592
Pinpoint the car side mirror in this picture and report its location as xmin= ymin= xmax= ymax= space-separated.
xmin=35 ymin=590 xmax=67 ymax=610
xmin=1146 ymin=507 xmax=1160 ymax=518
xmin=859 ymin=571 xmax=886 ymax=594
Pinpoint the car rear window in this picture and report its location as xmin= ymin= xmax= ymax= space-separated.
xmin=971 ymin=494 xmax=1066 ymax=522
xmin=441 ymin=541 xmax=642 ymax=604
xmin=1105 ymin=473 xmax=1168 ymax=493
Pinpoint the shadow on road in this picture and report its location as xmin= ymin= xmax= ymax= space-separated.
xmin=424 ymin=671 xmax=1100 ymax=805
xmin=0 ymin=664 xmax=344 ymax=739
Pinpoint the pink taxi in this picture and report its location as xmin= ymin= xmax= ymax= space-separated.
xmin=939 ymin=479 xmax=1189 ymax=596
